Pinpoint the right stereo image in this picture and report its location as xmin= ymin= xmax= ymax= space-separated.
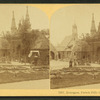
xmin=50 ymin=5 xmax=100 ymax=89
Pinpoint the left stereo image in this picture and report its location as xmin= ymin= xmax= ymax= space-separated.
xmin=0 ymin=5 xmax=50 ymax=89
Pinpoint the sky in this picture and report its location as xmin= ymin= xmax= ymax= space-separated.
xmin=50 ymin=5 xmax=100 ymax=46
xmin=0 ymin=5 xmax=49 ymax=34
xmin=1 ymin=4 xmax=100 ymax=47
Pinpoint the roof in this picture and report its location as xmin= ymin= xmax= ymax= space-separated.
xmin=50 ymin=43 xmax=58 ymax=54
xmin=60 ymin=35 xmax=72 ymax=47
xmin=56 ymin=46 xmax=65 ymax=51
xmin=56 ymin=35 xmax=72 ymax=51
xmin=31 ymin=32 xmax=49 ymax=50
xmin=66 ymin=48 xmax=72 ymax=52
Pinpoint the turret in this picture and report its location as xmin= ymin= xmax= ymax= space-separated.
xmin=25 ymin=6 xmax=31 ymax=30
xmin=72 ymin=23 xmax=78 ymax=41
xmin=18 ymin=20 xmax=22 ymax=32
xmin=26 ymin=6 xmax=30 ymax=21
xmin=90 ymin=13 xmax=96 ymax=35
xmin=11 ymin=11 xmax=17 ymax=34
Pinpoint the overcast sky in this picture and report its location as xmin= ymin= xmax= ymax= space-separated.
xmin=1 ymin=4 xmax=100 ymax=46
xmin=50 ymin=5 xmax=100 ymax=46
xmin=0 ymin=5 xmax=49 ymax=34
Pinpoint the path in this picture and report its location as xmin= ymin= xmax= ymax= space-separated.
xmin=50 ymin=60 xmax=69 ymax=70
xmin=0 ymin=79 xmax=50 ymax=89
xmin=50 ymin=60 xmax=100 ymax=70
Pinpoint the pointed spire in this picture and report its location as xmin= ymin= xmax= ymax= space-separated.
xmin=25 ymin=6 xmax=31 ymax=30
xmin=18 ymin=20 xmax=22 ymax=32
xmin=90 ymin=13 xmax=96 ymax=35
xmin=21 ymin=16 xmax=25 ymax=25
xmin=73 ymin=23 xmax=77 ymax=29
xmin=92 ymin=13 xmax=94 ymax=21
xmin=11 ymin=11 xmax=17 ymax=33
xmin=72 ymin=23 xmax=78 ymax=41
xmin=26 ymin=6 xmax=29 ymax=21
xmin=26 ymin=6 xmax=28 ymax=15
xmin=13 ymin=11 xmax=14 ymax=19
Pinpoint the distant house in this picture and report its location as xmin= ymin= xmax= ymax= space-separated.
xmin=55 ymin=24 xmax=78 ymax=61
xmin=0 ymin=38 xmax=10 ymax=62
xmin=56 ymin=35 xmax=72 ymax=60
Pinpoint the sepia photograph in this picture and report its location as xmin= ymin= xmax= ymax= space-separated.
xmin=50 ymin=5 xmax=100 ymax=89
xmin=0 ymin=5 xmax=49 ymax=89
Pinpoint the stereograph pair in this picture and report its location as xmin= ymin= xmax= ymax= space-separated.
xmin=0 ymin=4 xmax=100 ymax=90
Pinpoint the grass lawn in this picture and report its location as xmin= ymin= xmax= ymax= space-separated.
xmin=0 ymin=65 xmax=49 ymax=84
xmin=50 ymin=67 xmax=100 ymax=89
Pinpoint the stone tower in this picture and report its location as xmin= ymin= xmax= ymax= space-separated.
xmin=90 ymin=13 xmax=96 ymax=35
xmin=11 ymin=11 xmax=17 ymax=34
xmin=72 ymin=23 xmax=78 ymax=41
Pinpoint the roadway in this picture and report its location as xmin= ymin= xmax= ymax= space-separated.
xmin=0 ymin=79 xmax=50 ymax=89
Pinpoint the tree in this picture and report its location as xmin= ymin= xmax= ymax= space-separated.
xmin=18 ymin=19 xmax=31 ymax=63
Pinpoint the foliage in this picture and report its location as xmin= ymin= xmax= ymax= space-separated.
xmin=3 ymin=17 xmax=49 ymax=63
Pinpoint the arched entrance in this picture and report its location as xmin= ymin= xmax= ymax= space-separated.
xmin=50 ymin=51 xmax=55 ymax=59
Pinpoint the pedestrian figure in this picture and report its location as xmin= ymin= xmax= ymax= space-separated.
xmin=69 ymin=60 xmax=73 ymax=68
xmin=74 ymin=59 xmax=77 ymax=67
xmin=34 ymin=54 xmax=38 ymax=66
